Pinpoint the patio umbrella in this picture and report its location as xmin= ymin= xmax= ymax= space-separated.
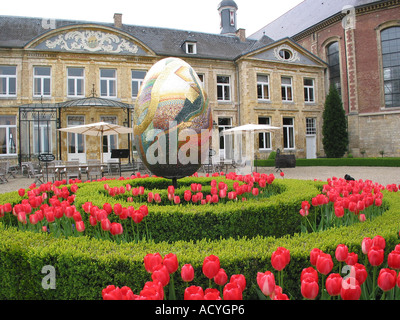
xmin=58 ymin=122 xmax=132 ymax=164
xmin=222 ymin=123 xmax=281 ymax=134
xmin=222 ymin=124 xmax=281 ymax=172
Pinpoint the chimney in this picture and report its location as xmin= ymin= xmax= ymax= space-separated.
xmin=236 ymin=28 xmax=246 ymax=42
xmin=114 ymin=13 xmax=122 ymax=28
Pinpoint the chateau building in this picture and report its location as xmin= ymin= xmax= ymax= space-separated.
xmin=251 ymin=0 xmax=400 ymax=158
xmin=0 ymin=1 xmax=329 ymax=168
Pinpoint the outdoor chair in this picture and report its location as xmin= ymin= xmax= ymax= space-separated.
xmin=86 ymin=160 xmax=103 ymax=180
xmin=106 ymin=159 xmax=119 ymax=175
xmin=0 ymin=162 xmax=8 ymax=183
xmin=42 ymin=161 xmax=59 ymax=182
xmin=4 ymin=161 xmax=18 ymax=179
xmin=62 ymin=161 xmax=81 ymax=181
xmin=26 ymin=162 xmax=44 ymax=185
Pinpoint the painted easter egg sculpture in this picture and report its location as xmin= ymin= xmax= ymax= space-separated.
xmin=133 ymin=58 xmax=212 ymax=180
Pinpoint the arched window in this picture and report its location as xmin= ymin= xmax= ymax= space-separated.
xmin=326 ymin=42 xmax=341 ymax=95
xmin=381 ymin=26 xmax=400 ymax=108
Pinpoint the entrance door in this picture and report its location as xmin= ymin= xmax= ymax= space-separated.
xmin=218 ymin=117 xmax=232 ymax=160
xmin=67 ymin=116 xmax=86 ymax=163
xmin=306 ymin=135 xmax=317 ymax=159
xmin=101 ymin=116 xmax=118 ymax=163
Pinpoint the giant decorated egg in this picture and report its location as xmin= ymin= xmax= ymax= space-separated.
xmin=133 ymin=57 xmax=212 ymax=179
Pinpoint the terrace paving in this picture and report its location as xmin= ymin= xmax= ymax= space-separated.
xmin=0 ymin=166 xmax=399 ymax=194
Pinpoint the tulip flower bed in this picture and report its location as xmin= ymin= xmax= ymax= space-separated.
xmin=0 ymin=172 xmax=400 ymax=300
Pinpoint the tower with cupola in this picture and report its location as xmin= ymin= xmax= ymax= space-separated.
xmin=218 ymin=0 xmax=238 ymax=36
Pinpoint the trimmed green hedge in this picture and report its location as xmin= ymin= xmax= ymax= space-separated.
xmin=255 ymin=157 xmax=400 ymax=167
xmin=0 ymin=178 xmax=399 ymax=300
xmin=72 ymin=177 xmax=320 ymax=242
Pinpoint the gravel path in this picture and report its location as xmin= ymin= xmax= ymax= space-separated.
xmin=0 ymin=166 xmax=399 ymax=195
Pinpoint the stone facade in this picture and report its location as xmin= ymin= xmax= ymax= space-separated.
xmin=0 ymin=7 xmax=326 ymax=167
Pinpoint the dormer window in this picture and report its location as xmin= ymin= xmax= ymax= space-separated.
xmin=183 ymin=41 xmax=197 ymax=54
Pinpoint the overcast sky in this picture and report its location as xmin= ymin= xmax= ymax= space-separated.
xmin=1 ymin=0 xmax=304 ymax=37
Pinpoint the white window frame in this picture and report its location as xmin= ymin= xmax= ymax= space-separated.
xmin=185 ymin=42 xmax=197 ymax=54
xmin=67 ymin=67 xmax=85 ymax=98
xmin=258 ymin=116 xmax=272 ymax=150
xmin=281 ymin=76 xmax=293 ymax=102
xmin=306 ymin=118 xmax=317 ymax=135
xmin=33 ymin=122 xmax=52 ymax=154
xmin=0 ymin=116 xmax=17 ymax=155
xmin=33 ymin=66 xmax=51 ymax=98
xmin=131 ymin=70 xmax=146 ymax=98
xmin=100 ymin=69 xmax=117 ymax=98
xmin=0 ymin=66 xmax=17 ymax=97
xmin=257 ymin=74 xmax=270 ymax=101
xmin=283 ymin=117 xmax=295 ymax=150
xmin=304 ymin=78 xmax=315 ymax=103
xmin=217 ymin=75 xmax=231 ymax=101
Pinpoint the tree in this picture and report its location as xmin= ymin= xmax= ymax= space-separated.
xmin=322 ymin=85 xmax=348 ymax=158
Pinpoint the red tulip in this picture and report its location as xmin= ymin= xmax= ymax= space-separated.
xmin=140 ymin=281 xmax=164 ymax=300
xmin=101 ymin=218 xmax=111 ymax=231
xmin=214 ymin=268 xmax=228 ymax=286
xmin=76 ymin=220 xmax=85 ymax=233
xmin=29 ymin=213 xmax=39 ymax=225
xmin=271 ymin=247 xmax=290 ymax=271
xmin=368 ymin=246 xmax=384 ymax=266
xmin=144 ymin=253 xmax=163 ymax=273
xmin=316 ymin=253 xmax=333 ymax=275
xmin=257 ymin=271 xmax=276 ymax=297
xmin=301 ymin=267 xmax=318 ymax=283
xmin=102 ymin=285 xmax=134 ymax=300
xmin=154 ymin=193 xmax=161 ymax=203
xmin=151 ymin=264 xmax=170 ymax=287
xmin=252 ymin=188 xmax=259 ymax=196
xmin=310 ymin=248 xmax=322 ymax=266
xmin=131 ymin=210 xmax=144 ymax=224
xmin=147 ymin=192 xmax=154 ymax=203
xmin=184 ymin=190 xmax=192 ymax=202
xmin=325 ymin=273 xmax=342 ymax=296
xmin=110 ymin=222 xmax=123 ymax=236
xmin=377 ymin=268 xmax=397 ymax=292
xmin=167 ymin=185 xmax=175 ymax=195
xmin=202 ymin=255 xmax=220 ymax=279
xmin=372 ymin=235 xmax=386 ymax=250
xmin=280 ymin=172 xmax=284 ymax=177
xmin=139 ymin=205 xmax=148 ymax=216
xmin=162 ymin=253 xmax=179 ymax=274
xmin=301 ymin=277 xmax=319 ymax=300
xmin=184 ymin=286 xmax=204 ymax=300
xmin=89 ymin=215 xmax=97 ymax=226
xmin=204 ymin=288 xmax=221 ymax=300
xmin=113 ymin=203 xmax=122 ymax=215
xmin=362 ymin=237 xmax=373 ymax=254
xmin=223 ymin=282 xmax=242 ymax=300
xmin=388 ymin=250 xmax=400 ymax=270
xmin=45 ymin=210 xmax=55 ymax=223
xmin=345 ymin=252 xmax=358 ymax=266
xmin=334 ymin=206 xmax=345 ymax=218
xmin=230 ymin=274 xmax=246 ymax=292
xmin=335 ymin=244 xmax=349 ymax=262
xmin=341 ymin=277 xmax=361 ymax=300
xmin=18 ymin=188 xmax=25 ymax=197
xmin=17 ymin=211 xmax=27 ymax=224
xmin=351 ymin=263 xmax=368 ymax=285
xmin=174 ymin=195 xmax=180 ymax=204
xmin=181 ymin=264 xmax=194 ymax=283
xmin=72 ymin=211 xmax=82 ymax=222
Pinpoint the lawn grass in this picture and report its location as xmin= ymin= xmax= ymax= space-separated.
xmin=254 ymin=157 xmax=400 ymax=167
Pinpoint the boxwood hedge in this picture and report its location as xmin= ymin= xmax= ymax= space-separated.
xmin=0 ymin=177 xmax=399 ymax=300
